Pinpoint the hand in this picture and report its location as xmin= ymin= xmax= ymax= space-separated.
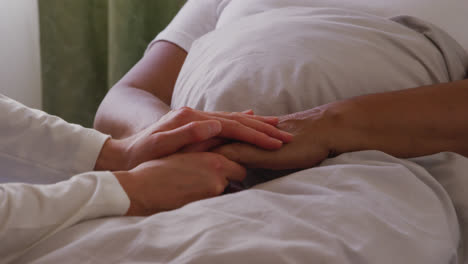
xmin=213 ymin=107 xmax=334 ymax=170
xmin=114 ymin=152 xmax=246 ymax=216
xmin=96 ymin=107 xmax=292 ymax=171
xmin=154 ymin=107 xmax=292 ymax=149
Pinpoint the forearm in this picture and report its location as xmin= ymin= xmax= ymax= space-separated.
xmin=1 ymin=94 xmax=108 ymax=178
xmin=0 ymin=172 xmax=129 ymax=262
xmin=329 ymin=79 xmax=468 ymax=158
xmin=94 ymin=41 xmax=187 ymax=139
xmin=94 ymin=85 xmax=170 ymax=138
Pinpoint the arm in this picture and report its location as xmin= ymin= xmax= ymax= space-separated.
xmin=0 ymin=94 xmax=109 ymax=181
xmin=0 ymin=95 xmax=128 ymax=262
xmin=94 ymin=0 xmax=227 ymax=139
xmin=214 ymin=79 xmax=468 ymax=169
xmin=0 ymin=172 xmax=129 ymax=263
xmin=1 ymin=93 xmax=282 ymax=179
xmin=94 ymin=41 xmax=187 ymax=138
xmin=329 ymin=78 xmax=468 ymax=158
xmin=94 ymin=43 xmax=291 ymax=151
xmin=0 ymin=96 xmax=249 ymax=262
xmin=1 ymin=151 xmax=245 ymax=263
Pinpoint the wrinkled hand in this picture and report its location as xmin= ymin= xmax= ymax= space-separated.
xmin=114 ymin=152 xmax=246 ymax=216
xmin=213 ymin=107 xmax=334 ymax=170
xmin=96 ymin=107 xmax=292 ymax=171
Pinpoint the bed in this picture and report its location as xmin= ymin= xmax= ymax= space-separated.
xmin=13 ymin=1 xmax=468 ymax=263
xmin=14 ymin=151 xmax=468 ymax=263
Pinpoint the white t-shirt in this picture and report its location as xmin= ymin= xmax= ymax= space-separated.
xmin=0 ymin=94 xmax=130 ymax=263
xmin=152 ymin=0 xmax=468 ymax=54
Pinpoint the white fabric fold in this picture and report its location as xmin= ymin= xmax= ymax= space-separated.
xmin=0 ymin=94 xmax=130 ymax=263
xmin=0 ymin=94 xmax=109 ymax=183
xmin=1 ymin=172 xmax=129 ymax=263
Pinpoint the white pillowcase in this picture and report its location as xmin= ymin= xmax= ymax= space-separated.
xmin=172 ymin=7 xmax=467 ymax=115
xmin=217 ymin=0 xmax=468 ymax=54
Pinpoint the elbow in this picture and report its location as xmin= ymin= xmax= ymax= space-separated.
xmin=93 ymin=92 xmax=120 ymax=137
xmin=93 ymin=106 xmax=106 ymax=133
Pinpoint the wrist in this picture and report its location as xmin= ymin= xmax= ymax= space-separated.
xmin=113 ymin=171 xmax=145 ymax=216
xmin=95 ymin=138 xmax=128 ymax=171
xmin=319 ymin=100 xmax=367 ymax=156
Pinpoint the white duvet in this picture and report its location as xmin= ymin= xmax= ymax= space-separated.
xmin=16 ymin=151 xmax=467 ymax=263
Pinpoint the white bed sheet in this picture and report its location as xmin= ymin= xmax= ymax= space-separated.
xmin=15 ymin=151 xmax=467 ymax=263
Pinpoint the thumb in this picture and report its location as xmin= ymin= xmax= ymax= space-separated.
xmin=151 ymin=120 xmax=222 ymax=157
xmin=213 ymin=143 xmax=281 ymax=169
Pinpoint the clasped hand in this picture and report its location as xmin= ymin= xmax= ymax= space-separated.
xmin=214 ymin=107 xmax=335 ymax=170
xmin=98 ymin=106 xmax=336 ymax=216
xmin=97 ymin=107 xmax=293 ymax=216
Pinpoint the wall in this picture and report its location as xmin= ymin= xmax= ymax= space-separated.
xmin=0 ymin=0 xmax=42 ymax=109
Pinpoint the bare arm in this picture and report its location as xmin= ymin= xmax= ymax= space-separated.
xmin=330 ymin=78 xmax=468 ymax=158
xmin=94 ymin=41 xmax=187 ymax=139
xmin=215 ymin=79 xmax=468 ymax=169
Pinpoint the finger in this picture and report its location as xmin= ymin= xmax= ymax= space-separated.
xmin=222 ymin=181 xmax=245 ymax=194
xmin=180 ymin=138 xmax=228 ymax=153
xmin=206 ymin=114 xmax=291 ymax=144
xmin=151 ymin=120 xmax=222 ymax=157
xmin=222 ymin=116 xmax=293 ymax=143
xmin=216 ymin=154 xmax=247 ymax=182
xmin=218 ymin=119 xmax=283 ymax=150
xmin=213 ymin=143 xmax=283 ymax=169
xmin=159 ymin=108 xmax=288 ymax=149
xmin=206 ymin=111 xmax=279 ymax=126
xmin=242 ymin=109 xmax=254 ymax=115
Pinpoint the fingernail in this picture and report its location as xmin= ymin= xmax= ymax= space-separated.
xmin=208 ymin=121 xmax=222 ymax=135
xmin=269 ymin=138 xmax=283 ymax=149
xmin=267 ymin=117 xmax=279 ymax=123
xmin=281 ymin=131 xmax=294 ymax=142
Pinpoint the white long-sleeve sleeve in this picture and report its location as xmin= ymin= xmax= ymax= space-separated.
xmin=0 ymin=94 xmax=107 ymax=184
xmin=0 ymin=95 xmax=130 ymax=263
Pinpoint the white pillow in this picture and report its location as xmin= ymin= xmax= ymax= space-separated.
xmin=218 ymin=0 xmax=468 ymax=55
xmin=172 ymin=7 xmax=467 ymax=116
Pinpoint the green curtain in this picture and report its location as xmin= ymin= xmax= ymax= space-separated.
xmin=38 ymin=0 xmax=185 ymax=127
